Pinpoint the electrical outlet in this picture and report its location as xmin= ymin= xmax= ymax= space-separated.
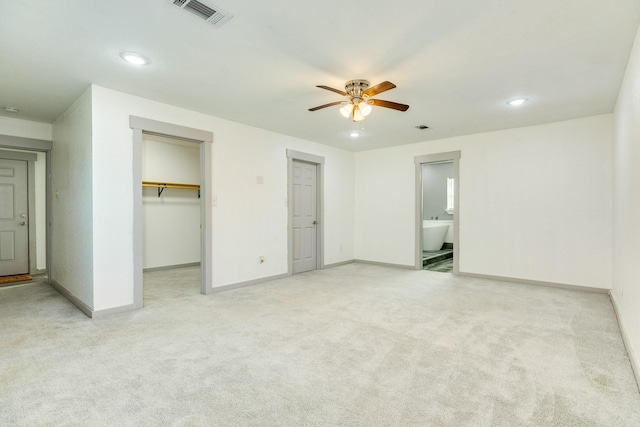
xmin=259 ymin=256 xmax=265 ymax=264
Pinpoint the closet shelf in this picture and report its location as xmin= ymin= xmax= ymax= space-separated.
xmin=143 ymin=181 xmax=200 ymax=198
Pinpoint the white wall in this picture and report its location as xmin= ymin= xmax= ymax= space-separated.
xmin=356 ymin=114 xmax=613 ymax=289
xmin=142 ymin=134 xmax=201 ymax=269
xmin=612 ymin=26 xmax=640 ymax=382
xmin=0 ymin=116 xmax=51 ymax=140
xmin=0 ymin=117 xmax=51 ymax=272
xmin=51 ymin=87 xmax=94 ymax=308
xmin=90 ymin=85 xmax=355 ymax=310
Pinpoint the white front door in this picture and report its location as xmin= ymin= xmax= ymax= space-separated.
xmin=0 ymin=159 xmax=29 ymax=276
xmin=292 ymin=160 xmax=317 ymax=274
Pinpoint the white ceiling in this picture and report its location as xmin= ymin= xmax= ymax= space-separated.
xmin=1 ymin=0 xmax=639 ymax=151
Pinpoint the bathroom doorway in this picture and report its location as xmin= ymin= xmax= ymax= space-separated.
xmin=414 ymin=151 xmax=460 ymax=273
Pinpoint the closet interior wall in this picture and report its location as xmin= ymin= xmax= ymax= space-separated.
xmin=142 ymin=134 xmax=201 ymax=270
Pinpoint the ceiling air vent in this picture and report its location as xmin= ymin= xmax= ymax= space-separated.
xmin=172 ymin=0 xmax=233 ymax=28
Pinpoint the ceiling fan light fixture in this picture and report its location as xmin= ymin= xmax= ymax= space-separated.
xmin=340 ymin=103 xmax=354 ymax=118
xmin=349 ymin=131 xmax=361 ymax=138
xmin=309 ymin=79 xmax=409 ymax=122
xmin=359 ymin=102 xmax=372 ymax=117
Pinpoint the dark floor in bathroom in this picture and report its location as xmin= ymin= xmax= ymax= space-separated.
xmin=423 ymin=249 xmax=454 ymax=273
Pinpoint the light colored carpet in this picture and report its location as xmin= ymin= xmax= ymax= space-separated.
xmin=1 ymin=264 xmax=639 ymax=426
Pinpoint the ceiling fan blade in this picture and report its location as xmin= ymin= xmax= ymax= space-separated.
xmin=308 ymin=101 xmax=345 ymax=111
xmin=363 ymin=81 xmax=396 ymax=97
xmin=316 ymin=85 xmax=347 ymax=96
xmin=370 ymin=99 xmax=410 ymax=111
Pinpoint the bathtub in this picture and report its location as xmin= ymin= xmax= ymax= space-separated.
xmin=422 ymin=220 xmax=453 ymax=252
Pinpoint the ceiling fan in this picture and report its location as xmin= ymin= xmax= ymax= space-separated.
xmin=308 ymin=80 xmax=409 ymax=122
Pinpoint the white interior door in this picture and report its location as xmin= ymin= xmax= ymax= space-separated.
xmin=292 ymin=160 xmax=317 ymax=274
xmin=0 ymin=159 xmax=29 ymax=276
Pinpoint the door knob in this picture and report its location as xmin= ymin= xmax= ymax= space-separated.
xmin=19 ymin=221 xmax=26 ymax=226
xmin=312 ymin=220 xmax=318 ymax=225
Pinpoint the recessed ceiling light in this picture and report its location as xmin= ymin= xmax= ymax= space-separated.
xmin=507 ymin=98 xmax=528 ymax=106
xmin=3 ymin=106 xmax=19 ymax=113
xmin=348 ymin=131 xmax=361 ymax=138
xmin=120 ymin=52 xmax=149 ymax=66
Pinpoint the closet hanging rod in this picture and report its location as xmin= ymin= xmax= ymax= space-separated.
xmin=142 ymin=181 xmax=200 ymax=198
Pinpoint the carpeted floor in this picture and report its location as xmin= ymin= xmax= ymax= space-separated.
xmin=1 ymin=264 xmax=639 ymax=426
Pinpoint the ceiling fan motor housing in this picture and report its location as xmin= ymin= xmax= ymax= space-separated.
xmin=345 ymin=80 xmax=370 ymax=101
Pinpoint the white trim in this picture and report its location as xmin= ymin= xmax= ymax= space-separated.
xmin=324 ymin=259 xmax=355 ymax=268
xmin=26 ymin=157 xmax=37 ymax=274
xmin=51 ymin=279 xmax=137 ymax=318
xmin=45 ymin=151 xmax=52 ymax=286
xmin=286 ymin=150 xmax=325 ymax=275
xmin=132 ymin=128 xmax=144 ymax=309
xmin=286 ymin=149 xmax=325 ymax=165
xmin=354 ymin=259 xmax=415 ymax=270
xmin=143 ymin=262 xmax=201 ymax=273
xmin=209 ymin=273 xmax=289 ymax=293
xmin=414 ymin=151 xmax=461 ymax=165
xmin=50 ymin=280 xmax=93 ymax=318
xmin=130 ymin=116 xmax=213 ymax=142
xmin=92 ymin=304 xmax=136 ymax=319
xmin=457 ymin=271 xmax=609 ymax=294
xmin=0 ymin=135 xmax=52 ymax=151
xmin=200 ymin=137 xmax=213 ymax=294
xmin=610 ymin=292 xmax=640 ymax=392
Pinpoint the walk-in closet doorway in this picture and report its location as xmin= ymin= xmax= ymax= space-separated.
xmin=141 ymin=134 xmax=202 ymax=302
xmin=130 ymin=117 xmax=213 ymax=309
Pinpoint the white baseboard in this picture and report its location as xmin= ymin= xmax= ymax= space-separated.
xmin=49 ymin=280 xmax=93 ymax=318
xmin=92 ymin=304 xmax=136 ymax=318
xmin=354 ymin=259 xmax=415 ymax=270
xmin=457 ymin=271 xmax=609 ymax=294
xmin=324 ymin=259 xmax=355 ymax=269
xmin=50 ymin=280 xmax=135 ymax=319
xmin=210 ymin=273 xmax=289 ymax=294
xmin=143 ymin=262 xmax=200 ymax=273
xmin=610 ymin=292 xmax=640 ymax=393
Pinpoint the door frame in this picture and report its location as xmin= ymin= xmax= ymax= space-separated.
xmin=0 ymin=152 xmax=37 ymax=274
xmin=286 ymin=149 xmax=324 ymax=275
xmin=414 ymin=151 xmax=461 ymax=272
xmin=130 ymin=116 xmax=213 ymax=309
xmin=0 ymin=134 xmax=52 ymax=281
